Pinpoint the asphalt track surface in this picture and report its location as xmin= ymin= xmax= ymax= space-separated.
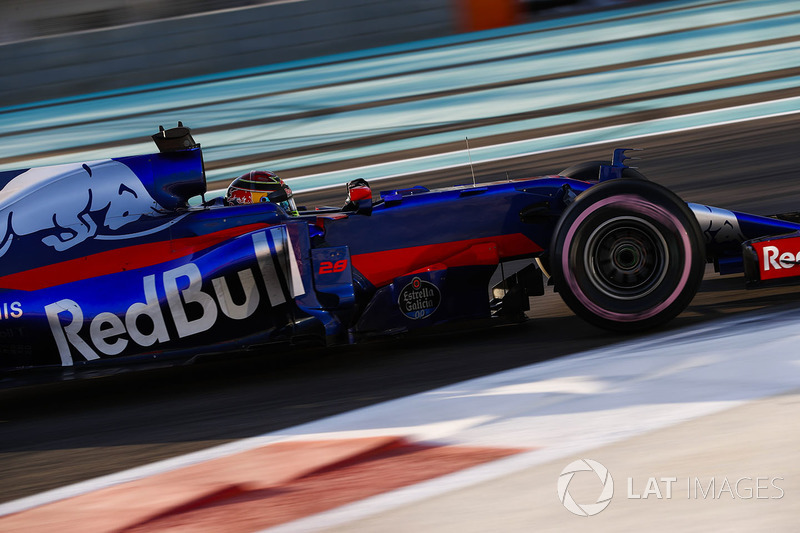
xmin=2 ymin=114 xmax=800 ymax=506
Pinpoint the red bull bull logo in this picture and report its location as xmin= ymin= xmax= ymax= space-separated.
xmin=0 ymin=159 xmax=162 ymax=257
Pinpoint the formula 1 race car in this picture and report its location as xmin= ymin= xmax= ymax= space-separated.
xmin=1 ymin=124 xmax=798 ymax=376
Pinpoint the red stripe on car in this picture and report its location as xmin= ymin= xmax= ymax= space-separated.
xmin=0 ymin=223 xmax=271 ymax=291
xmin=351 ymin=233 xmax=542 ymax=287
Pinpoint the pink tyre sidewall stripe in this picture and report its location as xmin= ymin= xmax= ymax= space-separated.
xmin=560 ymin=194 xmax=693 ymax=322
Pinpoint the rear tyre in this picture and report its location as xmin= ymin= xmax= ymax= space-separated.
xmin=550 ymin=179 xmax=705 ymax=331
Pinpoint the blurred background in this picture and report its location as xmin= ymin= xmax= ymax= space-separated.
xmin=0 ymin=0 xmax=635 ymax=105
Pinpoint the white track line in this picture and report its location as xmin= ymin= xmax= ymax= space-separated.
xmin=261 ymin=307 xmax=800 ymax=532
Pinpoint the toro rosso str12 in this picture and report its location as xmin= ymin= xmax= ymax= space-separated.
xmin=1 ymin=124 xmax=798 ymax=377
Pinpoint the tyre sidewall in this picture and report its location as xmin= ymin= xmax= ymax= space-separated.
xmin=551 ymin=179 xmax=705 ymax=331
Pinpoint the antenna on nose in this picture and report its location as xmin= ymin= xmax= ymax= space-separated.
xmin=466 ymin=137 xmax=476 ymax=187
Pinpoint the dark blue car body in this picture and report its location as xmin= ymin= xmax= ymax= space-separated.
xmin=2 ymin=127 xmax=798 ymax=377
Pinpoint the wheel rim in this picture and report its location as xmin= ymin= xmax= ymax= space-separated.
xmin=583 ymin=216 xmax=669 ymax=300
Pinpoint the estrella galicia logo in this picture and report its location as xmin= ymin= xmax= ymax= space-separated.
xmin=398 ymin=277 xmax=441 ymax=320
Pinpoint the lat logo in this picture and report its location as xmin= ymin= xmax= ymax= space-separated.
xmin=557 ymin=459 xmax=614 ymax=517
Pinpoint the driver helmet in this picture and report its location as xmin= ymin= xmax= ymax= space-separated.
xmin=226 ymin=170 xmax=297 ymax=214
